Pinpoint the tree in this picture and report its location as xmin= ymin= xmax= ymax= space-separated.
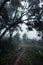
xmin=0 ymin=0 xmax=43 ymax=39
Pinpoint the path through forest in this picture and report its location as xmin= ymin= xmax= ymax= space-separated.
xmin=14 ymin=44 xmax=43 ymax=65
xmin=14 ymin=46 xmax=26 ymax=65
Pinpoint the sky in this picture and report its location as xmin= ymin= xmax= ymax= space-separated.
xmin=16 ymin=24 xmax=42 ymax=41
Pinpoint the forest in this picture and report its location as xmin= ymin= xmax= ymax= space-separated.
xmin=0 ymin=0 xmax=43 ymax=65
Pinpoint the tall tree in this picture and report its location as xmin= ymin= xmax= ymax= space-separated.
xmin=0 ymin=0 xmax=43 ymax=39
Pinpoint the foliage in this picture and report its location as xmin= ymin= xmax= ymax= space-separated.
xmin=0 ymin=0 xmax=43 ymax=39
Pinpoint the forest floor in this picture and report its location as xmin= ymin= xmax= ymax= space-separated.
xmin=0 ymin=41 xmax=43 ymax=65
xmin=13 ymin=44 xmax=43 ymax=65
